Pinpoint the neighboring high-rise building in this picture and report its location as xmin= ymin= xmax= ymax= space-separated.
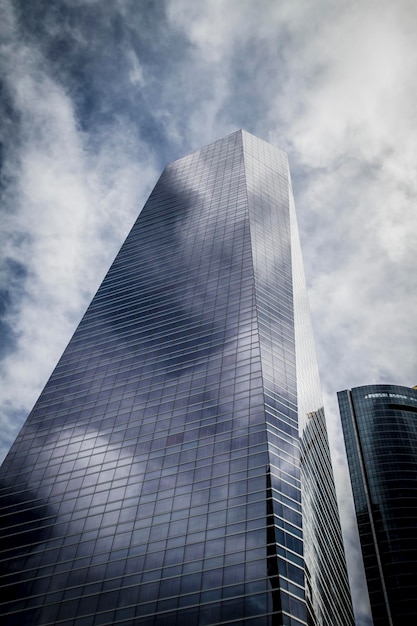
xmin=338 ymin=384 xmax=417 ymax=625
xmin=0 ymin=130 xmax=353 ymax=625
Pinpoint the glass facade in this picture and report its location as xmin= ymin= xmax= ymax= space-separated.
xmin=0 ymin=130 xmax=353 ymax=625
xmin=300 ymin=408 xmax=354 ymax=625
xmin=338 ymin=385 xmax=417 ymax=625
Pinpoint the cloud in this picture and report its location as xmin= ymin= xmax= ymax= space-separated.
xmin=0 ymin=0 xmax=158 ymax=458
xmin=162 ymin=0 xmax=417 ymax=388
xmin=1 ymin=1 xmax=417 ymax=622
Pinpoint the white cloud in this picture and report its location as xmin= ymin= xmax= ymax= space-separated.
xmin=0 ymin=2 xmax=158 ymax=458
xmin=1 ymin=1 xmax=417 ymax=622
xmin=126 ymin=48 xmax=146 ymax=88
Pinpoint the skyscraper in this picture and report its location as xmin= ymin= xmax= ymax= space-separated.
xmin=338 ymin=384 xmax=417 ymax=625
xmin=0 ymin=130 xmax=353 ymax=625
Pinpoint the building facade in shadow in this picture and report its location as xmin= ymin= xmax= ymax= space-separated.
xmin=338 ymin=384 xmax=417 ymax=625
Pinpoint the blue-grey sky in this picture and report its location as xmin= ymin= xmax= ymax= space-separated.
xmin=1 ymin=1 xmax=417 ymax=623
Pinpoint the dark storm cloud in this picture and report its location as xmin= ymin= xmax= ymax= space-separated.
xmin=11 ymin=0 xmax=188 ymax=162
xmin=0 ymin=0 xmax=164 ymax=457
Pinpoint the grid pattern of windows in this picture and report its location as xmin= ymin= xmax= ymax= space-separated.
xmin=338 ymin=385 xmax=417 ymax=625
xmin=300 ymin=409 xmax=354 ymax=625
xmin=244 ymin=133 xmax=306 ymax=623
xmin=0 ymin=130 xmax=352 ymax=625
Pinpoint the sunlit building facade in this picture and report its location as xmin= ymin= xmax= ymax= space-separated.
xmin=0 ymin=131 xmax=353 ymax=625
xmin=338 ymin=384 xmax=417 ymax=625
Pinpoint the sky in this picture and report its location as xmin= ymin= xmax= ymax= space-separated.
xmin=1 ymin=0 xmax=417 ymax=623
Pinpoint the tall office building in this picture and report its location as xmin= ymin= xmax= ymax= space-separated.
xmin=338 ymin=384 xmax=417 ymax=625
xmin=0 ymin=131 xmax=353 ymax=625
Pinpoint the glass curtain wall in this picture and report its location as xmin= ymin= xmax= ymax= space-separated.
xmin=338 ymin=384 xmax=417 ymax=625
xmin=0 ymin=131 xmax=353 ymax=626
